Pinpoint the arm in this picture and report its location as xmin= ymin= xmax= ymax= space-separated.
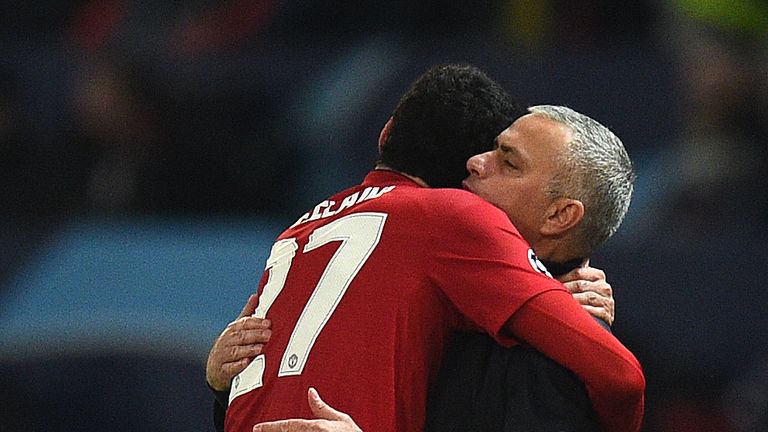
xmin=490 ymin=265 xmax=616 ymax=431
xmin=207 ymin=294 xmax=272 ymax=432
xmin=428 ymin=205 xmax=642 ymax=431
xmin=504 ymin=290 xmax=645 ymax=432
xmin=243 ymin=269 xmax=618 ymax=432
xmin=425 ymin=264 xmax=618 ymax=432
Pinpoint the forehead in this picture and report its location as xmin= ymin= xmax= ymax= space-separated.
xmin=497 ymin=113 xmax=572 ymax=156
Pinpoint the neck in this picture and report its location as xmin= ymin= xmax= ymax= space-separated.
xmin=531 ymin=236 xmax=581 ymax=264
xmin=374 ymin=164 xmax=430 ymax=187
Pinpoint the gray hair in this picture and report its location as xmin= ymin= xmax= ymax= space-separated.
xmin=528 ymin=105 xmax=635 ymax=255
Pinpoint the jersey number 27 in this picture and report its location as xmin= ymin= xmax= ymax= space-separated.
xmin=229 ymin=212 xmax=387 ymax=403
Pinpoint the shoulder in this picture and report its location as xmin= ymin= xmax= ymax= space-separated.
xmin=404 ymin=187 xmax=509 ymax=222
xmin=390 ymin=188 xmax=526 ymax=247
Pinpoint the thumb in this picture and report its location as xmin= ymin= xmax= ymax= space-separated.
xmin=580 ymin=257 xmax=590 ymax=268
xmin=237 ymin=293 xmax=259 ymax=319
xmin=307 ymin=387 xmax=345 ymax=421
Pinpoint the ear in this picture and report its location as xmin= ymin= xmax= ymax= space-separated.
xmin=540 ymin=198 xmax=584 ymax=237
xmin=378 ymin=117 xmax=393 ymax=154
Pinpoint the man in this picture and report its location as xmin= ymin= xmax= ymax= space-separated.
xmin=217 ymin=65 xmax=643 ymax=432
xmin=425 ymin=105 xmax=635 ymax=432
xmin=238 ymin=104 xmax=632 ymax=432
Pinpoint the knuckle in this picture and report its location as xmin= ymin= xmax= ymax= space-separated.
xmin=246 ymin=317 xmax=265 ymax=329
xmin=569 ymin=281 xmax=582 ymax=293
xmin=257 ymin=318 xmax=271 ymax=328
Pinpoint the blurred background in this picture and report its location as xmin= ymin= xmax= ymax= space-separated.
xmin=0 ymin=0 xmax=766 ymax=431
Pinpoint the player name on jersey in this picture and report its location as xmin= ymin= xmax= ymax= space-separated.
xmin=290 ymin=185 xmax=396 ymax=228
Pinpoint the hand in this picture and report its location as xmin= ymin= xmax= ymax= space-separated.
xmin=206 ymin=294 xmax=272 ymax=391
xmin=557 ymin=259 xmax=615 ymax=326
xmin=252 ymin=388 xmax=362 ymax=432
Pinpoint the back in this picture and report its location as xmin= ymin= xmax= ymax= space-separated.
xmin=224 ymin=170 xmax=566 ymax=432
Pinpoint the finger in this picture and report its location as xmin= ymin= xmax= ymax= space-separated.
xmin=575 ymin=266 xmax=604 ymax=282
xmin=572 ymin=291 xmax=609 ymax=308
xmin=230 ymin=326 xmax=272 ymax=343
xmin=580 ymin=281 xmax=612 ymax=298
xmin=226 ymin=342 xmax=266 ymax=362
xmin=581 ymin=305 xmax=613 ymax=326
xmin=307 ymin=387 xmax=345 ymax=421
xmin=225 ymin=328 xmax=272 ymax=348
xmin=239 ymin=317 xmax=273 ymax=330
xmin=227 ymin=316 xmax=272 ymax=331
xmin=580 ymin=257 xmax=590 ymax=268
xmin=558 ymin=265 xmax=606 ymax=284
xmin=221 ymin=357 xmax=254 ymax=380
xmin=573 ymin=291 xmax=614 ymax=323
xmin=565 ymin=280 xmax=612 ymax=298
xmin=562 ymin=280 xmax=586 ymax=294
xmin=253 ymin=419 xmax=322 ymax=432
xmin=237 ymin=293 xmax=260 ymax=319
xmin=208 ymin=352 xmax=255 ymax=391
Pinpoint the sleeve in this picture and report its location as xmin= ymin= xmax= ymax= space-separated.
xmin=213 ymin=398 xmax=226 ymax=432
xmin=209 ymin=384 xmax=228 ymax=432
xmin=594 ymin=316 xmax=612 ymax=332
xmin=426 ymin=196 xmax=644 ymax=431
xmin=507 ymin=290 xmax=646 ymax=432
xmin=426 ymin=199 xmax=567 ymax=345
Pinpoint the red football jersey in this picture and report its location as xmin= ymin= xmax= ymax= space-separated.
xmin=224 ymin=170 xmax=575 ymax=432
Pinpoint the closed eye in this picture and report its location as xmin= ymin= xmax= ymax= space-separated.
xmin=497 ymin=142 xmax=524 ymax=171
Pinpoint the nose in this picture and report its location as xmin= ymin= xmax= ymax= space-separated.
xmin=466 ymin=152 xmax=491 ymax=178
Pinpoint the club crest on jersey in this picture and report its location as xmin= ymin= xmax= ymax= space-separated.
xmin=528 ymin=249 xmax=553 ymax=278
xmin=288 ymin=354 xmax=299 ymax=368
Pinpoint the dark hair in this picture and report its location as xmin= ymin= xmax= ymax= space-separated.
xmin=379 ymin=64 xmax=523 ymax=188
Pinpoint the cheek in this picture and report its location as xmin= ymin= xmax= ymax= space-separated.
xmin=503 ymin=186 xmax=544 ymax=225
xmin=477 ymin=179 xmax=534 ymax=218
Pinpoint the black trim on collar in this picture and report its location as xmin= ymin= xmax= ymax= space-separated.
xmin=540 ymin=257 xmax=585 ymax=277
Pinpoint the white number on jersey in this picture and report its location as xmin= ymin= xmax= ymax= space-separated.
xmin=229 ymin=212 xmax=387 ymax=403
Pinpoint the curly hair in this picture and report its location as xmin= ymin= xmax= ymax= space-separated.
xmin=379 ymin=64 xmax=523 ymax=189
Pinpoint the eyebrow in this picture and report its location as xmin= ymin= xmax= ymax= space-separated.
xmin=497 ymin=141 xmax=522 ymax=158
